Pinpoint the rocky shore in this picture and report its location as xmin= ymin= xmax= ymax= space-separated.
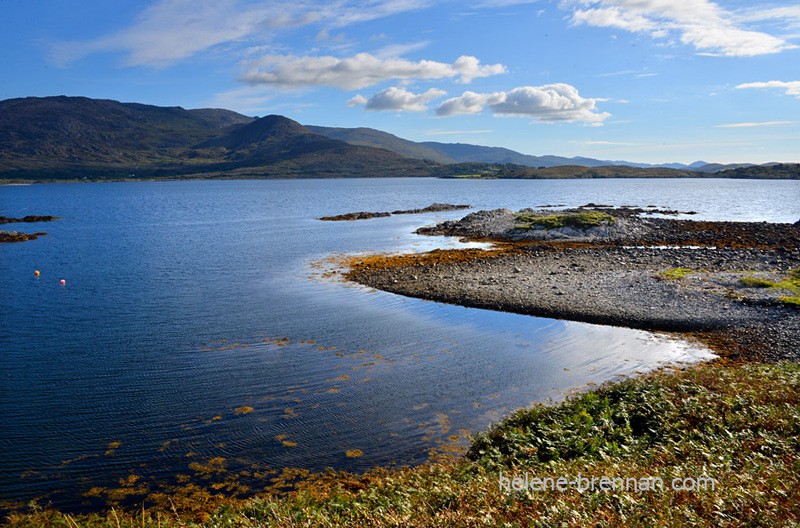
xmin=346 ymin=207 xmax=800 ymax=362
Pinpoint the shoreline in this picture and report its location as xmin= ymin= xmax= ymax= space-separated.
xmin=346 ymin=208 xmax=800 ymax=362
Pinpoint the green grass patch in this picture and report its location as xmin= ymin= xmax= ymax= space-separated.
xmin=450 ymin=174 xmax=483 ymax=178
xmin=779 ymin=296 xmax=800 ymax=307
xmin=5 ymin=362 xmax=800 ymax=527
xmin=738 ymin=268 xmax=800 ymax=295
xmin=739 ymin=276 xmax=775 ymax=288
xmin=515 ymin=210 xmax=616 ymax=230
xmin=657 ymin=268 xmax=697 ymax=280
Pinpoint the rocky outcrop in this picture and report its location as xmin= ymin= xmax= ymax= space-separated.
xmin=0 ymin=215 xmax=60 ymax=224
xmin=319 ymin=203 xmax=470 ymax=221
xmin=0 ymin=230 xmax=47 ymax=242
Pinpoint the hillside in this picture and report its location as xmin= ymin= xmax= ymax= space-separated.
xmin=495 ymin=164 xmax=703 ymax=179
xmin=0 ymin=96 xmax=434 ymax=180
xmin=306 ymin=126 xmax=455 ymax=163
xmin=1 ymin=96 xmax=797 ymax=181
xmin=437 ymin=163 xmax=702 ymax=179
xmin=714 ymin=163 xmax=800 ymax=179
xmin=421 ymin=141 xmax=611 ymax=168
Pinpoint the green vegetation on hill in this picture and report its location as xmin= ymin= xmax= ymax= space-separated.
xmin=717 ymin=163 xmax=800 ymax=179
xmin=1 ymin=96 xmax=797 ymax=181
xmin=497 ymin=164 xmax=702 ymax=179
xmin=306 ymin=125 xmax=455 ymax=163
xmin=0 ymin=97 xmax=434 ymax=180
xmin=4 ymin=361 xmax=798 ymax=527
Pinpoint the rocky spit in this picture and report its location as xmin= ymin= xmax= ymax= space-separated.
xmin=319 ymin=203 xmax=470 ymax=221
xmin=347 ymin=207 xmax=800 ymax=362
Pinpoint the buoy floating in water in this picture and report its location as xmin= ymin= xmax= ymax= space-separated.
xmin=60 ymin=279 xmax=66 ymax=285
xmin=35 ymin=270 xmax=40 ymax=276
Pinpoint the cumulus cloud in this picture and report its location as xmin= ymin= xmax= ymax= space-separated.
xmin=238 ymin=53 xmax=506 ymax=90
xmin=436 ymin=84 xmax=610 ymax=124
xmin=735 ymin=81 xmax=800 ymax=98
xmin=345 ymin=94 xmax=369 ymax=107
xmin=436 ymin=90 xmax=505 ymax=116
xmin=566 ymin=0 xmax=797 ymax=57
xmin=348 ymin=87 xmax=447 ymax=111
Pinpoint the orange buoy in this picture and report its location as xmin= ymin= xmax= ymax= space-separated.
xmin=35 ymin=270 xmax=40 ymax=276
xmin=60 ymin=279 xmax=66 ymax=285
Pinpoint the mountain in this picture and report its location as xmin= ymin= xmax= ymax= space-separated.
xmin=1 ymin=96 xmax=796 ymax=181
xmin=306 ymin=126 xmax=455 ymax=163
xmin=0 ymin=96 xmax=254 ymax=165
xmin=0 ymin=96 xmax=435 ymax=180
xmin=306 ymin=128 xmax=718 ymax=170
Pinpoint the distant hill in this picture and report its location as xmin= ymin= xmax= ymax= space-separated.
xmin=306 ymin=126 xmax=455 ymax=164
xmin=422 ymin=142 xmax=590 ymax=167
xmin=0 ymin=96 xmax=434 ymax=180
xmin=438 ymin=164 xmax=702 ymax=179
xmin=713 ymin=163 xmax=800 ymax=179
xmin=0 ymin=96 xmax=796 ymax=181
xmin=307 ymin=128 xmax=722 ymax=170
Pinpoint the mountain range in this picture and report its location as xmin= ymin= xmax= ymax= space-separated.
xmin=0 ymin=96 xmax=794 ymax=181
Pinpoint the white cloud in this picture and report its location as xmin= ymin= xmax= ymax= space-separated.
xmin=714 ymin=121 xmax=798 ymax=128
xmin=238 ymin=53 xmax=505 ymax=90
xmin=566 ymin=0 xmax=797 ymax=57
xmin=737 ymin=6 xmax=800 ymax=30
xmin=348 ymin=87 xmax=447 ymax=111
xmin=374 ymin=41 xmax=433 ymax=59
xmin=345 ymin=94 xmax=369 ymax=107
xmin=735 ymin=81 xmax=800 ymax=98
xmin=436 ymin=90 xmax=505 ymax=116
xmin=436 ymin=84 xmax=610 ymax=124
xmin=52 ymin=0 xmax=280 ymax=67
xmin=51 ymin=0 xmax=440 ymax=67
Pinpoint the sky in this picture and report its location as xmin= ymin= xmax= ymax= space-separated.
xmin=2 ymin=0 xmax=799 ymax=165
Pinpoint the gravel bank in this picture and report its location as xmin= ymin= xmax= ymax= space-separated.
xmin=347 ymin=208 xmax=800 ymax=362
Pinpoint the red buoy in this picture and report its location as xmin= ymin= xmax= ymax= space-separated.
xmin=60 ymin=279 xmax=66 ymax=285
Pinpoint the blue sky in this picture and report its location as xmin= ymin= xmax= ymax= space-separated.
xmin=2 ymin=0 xmax=799 ymax=164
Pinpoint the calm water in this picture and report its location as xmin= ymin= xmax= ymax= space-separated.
xmin=1 ymin=177 xmax=797 ymax=511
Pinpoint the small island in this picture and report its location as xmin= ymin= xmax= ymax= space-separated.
xmin=318 ymin=203 xmax=470 ymax=221
xmin=0 ymin=215 xmax=60 ymax=243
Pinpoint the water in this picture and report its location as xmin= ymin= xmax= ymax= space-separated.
xmin=1 ymin=177 xmax=796 ymax=511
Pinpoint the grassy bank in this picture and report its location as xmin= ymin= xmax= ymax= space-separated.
xmin=5 ymin=361 xmax=799 ymax=527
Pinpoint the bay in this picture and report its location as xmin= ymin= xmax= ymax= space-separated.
xmin=1 ymin=177 xmax=796 ymax=511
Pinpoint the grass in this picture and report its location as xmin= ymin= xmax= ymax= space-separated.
xmin=4 ymin=361 xmax=799 ymax=527
xmin=657 ymin=268 xmax=700 ymax=280
xmin=779 ymin=296 xmax=800 ymax=307
xmin=739 ymin=277 xmax=776 ymax=288
xmin=515 ymin=211 xmax=616 ymax=230
xmin=738 ymin=268 xmax=800 ymax=296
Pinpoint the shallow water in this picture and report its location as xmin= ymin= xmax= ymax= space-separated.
xmin=2 ymin=177 xmax=796 ymax=510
